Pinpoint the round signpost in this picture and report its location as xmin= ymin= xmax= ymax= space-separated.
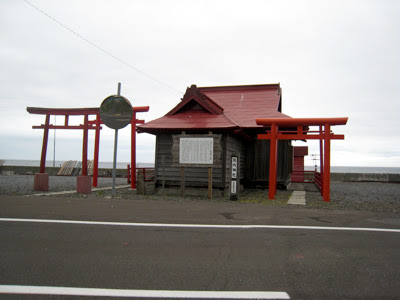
xmin=100 ymin=95 xmax=133 ymax=130
xmin=100 ymin=83 xmax=133 ymax=196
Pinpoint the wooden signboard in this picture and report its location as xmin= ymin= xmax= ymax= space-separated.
xmin=179 ymin=137 xmax=213 ymax=164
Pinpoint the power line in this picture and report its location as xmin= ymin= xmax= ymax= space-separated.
xmin=23 ymin=0 xmax=184 ymax=95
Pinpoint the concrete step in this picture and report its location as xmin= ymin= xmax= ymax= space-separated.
xmin=288 ymin=191 xmax=306 ymax=205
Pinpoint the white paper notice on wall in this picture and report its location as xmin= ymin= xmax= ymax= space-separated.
xmin=179 ymin=137 xmax=213 ymax=164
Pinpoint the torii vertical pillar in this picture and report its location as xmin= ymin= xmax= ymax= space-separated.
xmin=34 ymin=114 xmax=50 ymax=191
xmin=322 ymin=124 xmax=331 ymax=202
xmin=92 ymin=114 xmax=101 ymax=187
xmin=131 ymin=113 xmax=137 ymax=189
xmin=256 ymin=117 xmax=348 ymax=203
xmin=319 ymin=126 xmax=324 ymax=196
xmin=268 ymin=123 xmax=278 ymax=200
xmin=77 ymin=114 xmax=92 ymax=194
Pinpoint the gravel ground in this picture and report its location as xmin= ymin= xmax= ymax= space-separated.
xmin=307 ymin=181 xmax=400 ymax=212
xmin=0 ymin=175 xmax=399 ymax=213
xmin=0 ymin=175 xmax=128 ymax=195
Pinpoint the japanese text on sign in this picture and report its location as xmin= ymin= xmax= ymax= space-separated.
xmin=179 ymin=137 xmax=213 ymax=164
xmin=232 ymin=156 xmax=238 ymax=179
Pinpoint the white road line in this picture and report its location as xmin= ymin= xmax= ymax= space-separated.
xmin=0 ymin=285 xmax=290 ymax=299
xmin=0 ymin=218 xmax=399 ymax=233
xmin=30 ymin=185 xmax=131 ymax=196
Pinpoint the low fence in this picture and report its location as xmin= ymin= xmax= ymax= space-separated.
xmin=291 ymin=170 xmax=399 ymax=194
xmin=291 ymin=171 xmax=317 ymax=183
xmin=127 ymin=166 xmax=155 ymax=184
xmin=291 ymin=171 xmax=400 ymax=186
xmin=315 ymin=172 xmax=322 ymax=190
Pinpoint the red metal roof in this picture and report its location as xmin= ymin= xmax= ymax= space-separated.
xmin=138 ymin=84 xmax=291 ymax=132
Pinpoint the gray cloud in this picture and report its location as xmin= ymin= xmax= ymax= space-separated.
xmin=1 ymin=0 xmax=399 ymax=166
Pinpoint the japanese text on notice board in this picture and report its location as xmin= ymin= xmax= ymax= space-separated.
xmin=179 ymin=137 xmax=213 ymax=164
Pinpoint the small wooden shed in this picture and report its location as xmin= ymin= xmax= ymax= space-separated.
xmin=138 ymin=84 xmax=293 ymax=194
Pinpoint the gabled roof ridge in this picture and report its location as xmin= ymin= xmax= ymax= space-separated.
xmin=199 ymin=83 xmax=281 ymax=93
xmin=166 ymin=85 xmax=223 ymax=116
xmin=200 ymin=89 xmax=224 ymax=112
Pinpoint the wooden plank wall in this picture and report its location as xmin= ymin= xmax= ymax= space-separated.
xmin=224 ymin=134 xmax=246 ymax=189
xmin=153 ymin=132 xmax=292 ymax=190
xmin=154 ymin=133 xmax=225 ymax=188
xmin=245 ymin=140 xmax=292 ymax=185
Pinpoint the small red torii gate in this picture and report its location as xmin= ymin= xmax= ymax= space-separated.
xmin=256 ymin=117 xmax=348 ymax=202
xmin=27 ymin=106 xmax=149 ymax=193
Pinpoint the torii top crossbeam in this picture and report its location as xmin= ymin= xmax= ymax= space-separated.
xmin=27 ymin=106 xmax=149 ymax=191
xmin=256 ymin=117 xmax=348 ymax=202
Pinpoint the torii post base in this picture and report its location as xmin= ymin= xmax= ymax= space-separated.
xmin=77 ymin=175 xmax=92 ymax=194
xmin=34 ymin=173 xmax=49 ymax=191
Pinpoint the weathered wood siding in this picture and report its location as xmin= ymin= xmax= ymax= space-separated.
xmin=224 ymin=134 xmax=246 ymax=189
xmin=154 ymin=133 xmax=225 ymax=188
xmin=245 ymin=139 xmax=292 ymax=186
xmin=153 ymin=132 xmax=292 ymax=190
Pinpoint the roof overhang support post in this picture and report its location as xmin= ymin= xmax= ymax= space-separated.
xmin=269 ymin=123 xmax=278 ymax=200
xmin=323 ymin=123 xmax=331 ymax=202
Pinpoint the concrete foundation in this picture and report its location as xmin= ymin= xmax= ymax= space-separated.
xmin=77 ymin=175 xmax=92 ymax=194
xmin=34 ymin=173 xmax=49 ymax=191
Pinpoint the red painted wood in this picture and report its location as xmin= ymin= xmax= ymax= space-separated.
xmin=93 ymin=114 xmax=101 ymax=187
xmin=82 ymin=115 xmax=89 ymax=176
xmin=269 ymin=124 xmax=278 ymax=200
xmin=256 ymin=117 xmax=348 ymax=126
xmin=319 ymin=126 xmax=324 ymax=196
xmin=258 ymin=133 xmax=345 ymax=140
xmin=27 ymin=107 xmax=99 ymax=115
xmin=28 ymin=106 xmax=149 ymax=191
xmin=257 ymin=119 xmax=346 ymax=202
xmin=131 ymin=113 xmax=136 ymax=189
xmin=323 ymin=124 xmax=331 ymax=202
xmin=139 ymin=84 xmax=289 ymax=133
xmin=39 ymin=115 xmax=50 ymax=174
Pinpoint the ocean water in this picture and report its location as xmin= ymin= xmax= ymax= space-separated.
xmin=304 ymin=165 xmax=400 ymax=174
xmin=1 ymin=159 xmax=399 ymax=173
xmin=1 ymin=159 xmax=154 ymax=169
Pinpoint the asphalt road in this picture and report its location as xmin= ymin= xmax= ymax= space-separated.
xmin=0 ymin=196 xmax=399 ymax=300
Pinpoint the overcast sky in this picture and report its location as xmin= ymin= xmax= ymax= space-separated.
xmin=1 ymin=0 xmax=399 ymax=167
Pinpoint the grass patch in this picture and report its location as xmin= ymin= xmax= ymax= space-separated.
xmin=239 ymin=189 xmax=291 ymax=205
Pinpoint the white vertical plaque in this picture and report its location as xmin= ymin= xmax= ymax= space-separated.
xmin=232 ymin=156 xmax=238 ymax=179
xmin=231 ymin=180 xmax=237 ymax=194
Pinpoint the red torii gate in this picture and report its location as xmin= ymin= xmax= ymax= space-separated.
xmin=27 ymin=106 xmax=149 ymax=193
xmin=256 ymin=117 xmax=348 ymax=202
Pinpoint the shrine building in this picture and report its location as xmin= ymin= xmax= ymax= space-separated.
xmin=138 ymin=83 xmax=294 ymax=195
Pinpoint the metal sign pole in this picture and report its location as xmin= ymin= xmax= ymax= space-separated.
xmin=112 ymin=129 xmax=118 ymax=197
xmin=100 ymin=82 xmax=133 ymax=198
xmin=111 ymin=82 xmax=122 ymax=197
